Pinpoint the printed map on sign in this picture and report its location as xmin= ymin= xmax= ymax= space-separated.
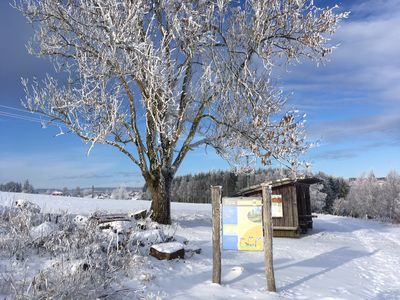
xmin=222 ymin=197 xmax=263 ymax=251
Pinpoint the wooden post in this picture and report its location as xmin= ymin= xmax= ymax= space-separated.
xmin=261 ymin=183 xmax=277 ymax=292
xmin=211 ymin=185 xmax=222 ymax=284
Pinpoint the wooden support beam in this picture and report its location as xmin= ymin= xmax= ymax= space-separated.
xmin=211 ymin=185 xmax=222 ymax=284
xmin=261 ymin=183 xmax=277 ymax=292
xmin=273 ymin=226 xmax=299 ymax=231
xmin=298 ymin=214 xmax=318 ymax=218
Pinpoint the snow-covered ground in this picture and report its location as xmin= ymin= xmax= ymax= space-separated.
xmin=0 ymin=191 xmax=209 ymax=215
xmin=1 ymin=191 xmax=399 ymax=299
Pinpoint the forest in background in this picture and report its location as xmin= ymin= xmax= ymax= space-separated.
xmin=143 ymin=168 xmax=400 ymax=223
xmin=0 ymin=180 xmax=34 ymax=193
xmin=143 ymin=168 xmax=347 ymax=205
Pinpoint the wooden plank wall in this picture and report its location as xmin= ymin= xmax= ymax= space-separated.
xmin=272 ymin=184 xmax=296 ymax=228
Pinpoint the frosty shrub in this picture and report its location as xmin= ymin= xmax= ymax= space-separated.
xmin=0 ymin=205 xmax=44 ymax=259
xmin=0 ymin=204 xmax=173 ymax=299
xmin=111 ymin=186 xmax=130 ymax=200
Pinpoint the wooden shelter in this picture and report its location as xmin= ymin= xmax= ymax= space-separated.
xmin=236 ymin=177 xmax=321 ymax=238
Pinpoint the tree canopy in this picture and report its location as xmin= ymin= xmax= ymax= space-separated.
xmin=16 ymin=0 xmax=347 ymax=223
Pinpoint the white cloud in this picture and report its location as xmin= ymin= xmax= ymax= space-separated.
xmin=277 ymin=0 xmax=400 ymax=154
xmin=285 ymin=13 xmax=400 ymax=100
xmin=311 ymin=114 xmax=400 ymax=142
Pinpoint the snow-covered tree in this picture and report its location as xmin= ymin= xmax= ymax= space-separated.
xmin=394 ymin=191 xmax=400 ymax=223
xmin=313 ymin=172 xmax=349 ymax=214
xmin=16 ymin=0 xmax=347 ymax=224
xmin=382 ymin=170 xmax=400 ymax=222
xmin=342 ymin=171 xmax=400 ymax=222
xmin=82 ymin=188 xmax=93 ymax=198
xmin=74 ymin=186 xmax=82 ymax=198
xmin=309 ymin=183 xmax=326 ymax=213
xmin=345 ymin=172 xmax=381 ymax=218
xmin=111 ymin=186 xmax=130 ymax=200
xmin=22 ymin=179 xmax=34 ymax=194
xmin=62 ymin=187 xmax=69 ymax=196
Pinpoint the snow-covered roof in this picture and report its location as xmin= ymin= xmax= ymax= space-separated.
xmin=236 ymin=177 xmax=322 ymax=196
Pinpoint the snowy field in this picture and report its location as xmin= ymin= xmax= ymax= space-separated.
xmin=1 ymin=191 xmax=400 ymax=299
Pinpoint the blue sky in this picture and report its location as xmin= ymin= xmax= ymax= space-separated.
xmin=0 ymin=0 xmax=399 ymax=188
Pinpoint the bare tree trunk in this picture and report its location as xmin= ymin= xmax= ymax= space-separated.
xmin=147 ymin=172 xmax=173 ymax=225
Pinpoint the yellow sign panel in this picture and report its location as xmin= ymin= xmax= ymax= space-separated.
xmin=222 ymin=197 xmax=263 ymax=251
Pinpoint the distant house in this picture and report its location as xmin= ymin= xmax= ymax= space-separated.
xmin=51 ymin=191 xmax=63 ymax=196
xmin=97 ymin=193 xmax=110 ymax=199
xmin=129 ymin=191 xmax=142 ymax=200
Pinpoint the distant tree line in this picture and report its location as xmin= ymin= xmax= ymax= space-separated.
xmin=144 ymin=168 xmax=296 ymax=203
xmin=0 ymin=180 xmax=34 ymax=193
xmin=58 ymin=186 xmax=135 ymax=200
xmin=310 ymin=171 xmax=400 ymax=223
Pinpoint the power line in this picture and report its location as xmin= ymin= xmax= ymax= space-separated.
xmin=0 ymin=104 xmax=81 ymax=136
xmin=0 ymin=110 xmax=44 ymax=123
xmin=0 ymin=105 xmax=51 ymax=123
xmin=0 ymin=109 xmax=67 ymax=130
xmin=0 ymin=104 xmax=43 ymax=123
xmin=0 ymin=104 xmax=30 ymax=114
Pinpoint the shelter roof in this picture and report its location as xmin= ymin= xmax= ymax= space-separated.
xmin=236 ymin=177 xmax=322 ymax=196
